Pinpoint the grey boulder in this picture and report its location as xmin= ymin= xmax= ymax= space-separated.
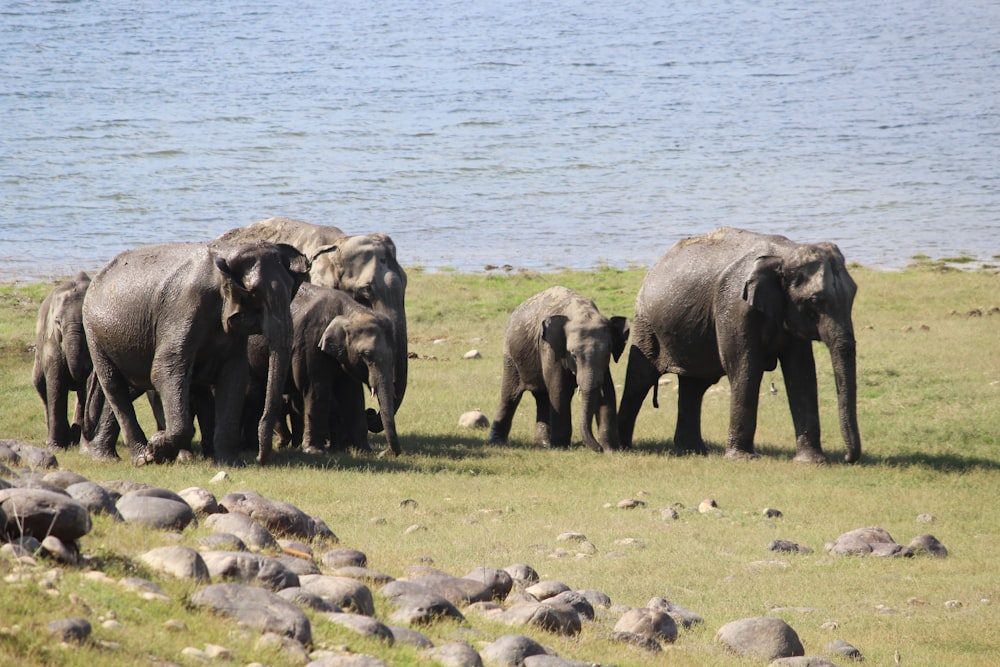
xmin=140 ymin=545 xmax=210 ymax=582
xmin=480 ymin=634 xmax=552 ymax=666
xmin=715 ymin=616 xmax=804 ymax=660
xmin=204 ymin=511 xmax=279 ymax=551
xmin=614 ymin=607 xmax=677 ymax=644
xmin=116 ymin=490 xmax=196 ymax=531
xmin=190 ymin=582 xmax=311 ymax=645
xmin=423 ymin=640 xmax=484 ymax=667
xmin=300 ymin=574 xmax=375 ymax=616
xmin=0 ymin=487 xmax=91 ymax=542
xmin=200 ymin=550 xmax=300 ymax=590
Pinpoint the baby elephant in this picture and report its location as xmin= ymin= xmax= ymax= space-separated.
xmin=32 ymin=272 xmax=92 ymax=449
xmin=248 ymin=283 xmax=400 ymax=456
xmin=488 ymin=286 xmax=629 ymax=452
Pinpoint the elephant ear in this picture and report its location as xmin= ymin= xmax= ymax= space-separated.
xmin=608 ymin=316 xmax=630 ymax=363
xmin=541 ymin=315 xmax=569 ymax=358
xmin=214 ymin=253 xmax=259 ymax=334
xmin=742 ymin=255 xmax=785 ymax=322
xmin=370 ymin=233 xmax=399 ymax=261
xmin=274 ymin=243 xmax=311 ymax=296
xmin=319 ymin=316 xmax=351 ymax=363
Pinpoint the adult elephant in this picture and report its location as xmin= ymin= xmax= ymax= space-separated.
xmin=487 ymin=286 xmax=629 ymax=453
xmin=247 ymin=283 xmax=399 ymax=456
xmin=617 ymin=227 xmax=862 ymax=463
xmin=82 ymin=241 xmax=309 ymax=466
xmin=217 ymin=217 xmax=408 ymax=418
xmin=32 ymin=272 xmax=92 ymax=449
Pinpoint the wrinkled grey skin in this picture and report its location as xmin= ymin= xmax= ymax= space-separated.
xmin=488 ymin=286 xmax=629 ymax=453
xmin=618 ymin=227 xmax=862 ymax=463
xmin=218 ymin=217 xmax=408 ymax=421
xmin=247 ymin=283 xmax=399 ymax=455
xmin=32 ymin=272 xmax=92 ymax=449
xmin=82 ymin=241 xmax=309 ymax=466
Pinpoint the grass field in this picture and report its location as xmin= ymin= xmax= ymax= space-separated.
xmin=0 ymin=260 xmax=998 ymax=666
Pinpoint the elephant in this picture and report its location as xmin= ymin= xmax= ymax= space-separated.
xmin=487 ymin=286 xmax=630 ymax=453
xmin=32 ymin=272 xmax=92 ymax=449
xmin=246 ymin=282 xmax=399 ymax=455
xmin=81 ymin=241 xmax=309 ymax=466
xmin=617 ymin=227 xmax=862 ymax=463
xmin=217 ymin=217 xmax=408 ymax=420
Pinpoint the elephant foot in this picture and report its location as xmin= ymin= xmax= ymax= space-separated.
xmin=376 ymin=447 xmax=397 ymax=459
xmin=303 ymin=444 xmax=326 ymax=455
xmin=69 ymin=424 xmax=82 ymax=446
xmin=176 ymin=449 xmax=196 ymax=463
xmin=794 ymin=449 xmax=829 ymax=464
xmin=724 ymin=447 xmax=759 ymax=462
xmin=147 ymin=432 xmax=180 ymax=464
xmin=80 ymin=441 xmax=120 ymax=462
xmin=45 ymin=439 xmax=70 ymax=451
xmin=673 ymin=438 xmax=709 ymax=456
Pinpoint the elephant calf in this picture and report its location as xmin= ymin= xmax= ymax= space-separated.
xmin=32 ymin=272 xmax=92 ymax=449
xmin=488 ymin=286 xmax=629 ymax=453
xmin=247 ymin=283 xmax=400 ymax=456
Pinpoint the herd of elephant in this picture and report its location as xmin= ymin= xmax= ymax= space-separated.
xmin=33 ymin=224 xmax=862 ymax=467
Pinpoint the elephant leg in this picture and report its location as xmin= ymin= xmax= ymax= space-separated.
xmin=43 ymin=368 xmax=72 ymax=449
xmin=70 ymin=386 xmax=86 ymax=446
xmin=275 ymin=398 xmax=293 ymax=448
xmin=302 ymin=381 xmax=333 ymax=454
xmin=209 ymin=359 xmax=249 ymax=466
xmin=674 ymin=375 xmax=714 ymax=455
xmin=596 ymin=373 xmax=620 ymax=452
xmin=723 ymin=363 xmax=764 ymax=460
xmin=617 ymin=345 xmax=659 ymax=449
xmin=90 ymin=347 xmax=149 ymax=461
xmin=336 ymin=382 xmax=372 ymax=454
xmin=147 ymin=390 xmax=166 ymax=431
xmin=546 ymin=374 xmax=574 ymax=449
xmin=288 ymin=395 xmax=305 ymax=449
xmin=531 ymin=390 xmax=551 ymax=446
xmin=487 ymin=357 xmax=522 ymax=444
xmin=779 ymin=340 xmax=826 ymax=463
xmin=192 ymin=385 xmax=215 ymax=459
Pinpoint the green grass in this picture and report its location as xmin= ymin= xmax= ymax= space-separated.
xmin=1 ymin=264 xmax=999 ymax=666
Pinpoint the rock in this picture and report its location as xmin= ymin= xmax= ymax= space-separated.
xmin=825 ymin=527 xmax=912 ymax=557
xmin=617 ymin=498 xmax=645 ymax=509
xmin=210 ymin=471 xmax=230 ymax=484
xmin=119 ymin=576 xmax=171 ymax=601
xmin=65 ymin=481 xmax=120 ymax=518
xmin=826 ymin=639 xmax=863 ymax=660
xmin=190 ymin=582 xmax=312 ymax=645
xmin=423 ymin=641 xmax=484 ymax=667
xmin=300 ymin=574 xmax=375 ymax=616
xmin=908 ymin=533 xmax=948 ymax=558
xmin=255 ymin=632 xmax=311 ymax=664
xmin=205 ymin=511 xmax=280 ymax=551
xmin=0 ymin=487 xmax=91 ymax=542
xmin=660 ymin=507 xmax=679 ymax=520
xmin=504 ymin=563 xmax=539 ymax=585
xmin=322 ymin=547 xmax=367 ymax=568
xmin=329 ymin=566 xmax=393 ymax=585
xmin=609 ymin=631 xmax=661 ymax=652
xmin=41 ymin=470 xmax=89 ymax=489
xmin=463 ymin=567 xmax=514 ymax=600
xmin=550 ymin=590 xmax=595 ymax=620
xmin=219 ymin=490 xmax=316 ymax=540
xmin=307 ymin=655 xmax=387 ymax=667
xmin=715 ymin=617 xmax=804 ymax=660
xmin=769 ymin=658 xmax=841 ymax=666
xmin=523 ymin=656 xmax=601 ymax=667
xmin=278 ymin=587 xmax=342 ymax=613
xmin=201 ymin=551 xmax=300 ymax=590
xmin=1 ymin=440 xmax=58 ymax=469
xmin=646 ymin=597 xmax=704 ymax=629
xmin=698 ymin=498 xmax=719 ymax=513
xmin=278 ymin=554 xmax=322 ymax=577
xmin=480 ymin=634 xmax=551 ymax=666
xmin=319 ymin=612 xmax=394 ymax=644
xmin=140 ymin=545 xmax=210 ymax=582
xmin=116 ymin=491 xmax=196 ymax=531
xmin=495 ymin=601 xmax=582 ymax=636
xmin=768 ymin=539 xmax=812 ymax=554
xmin=388 ymin=625 xmax=433 ymax=648
xmin=40 ymin=535 xmax=79 ymax=564
xmin=458 ymin=410 xmax=490 ymax=428
xmin=385 ymin=591 xmax=465 ymax=625
xmin=178 ymin=487 xmax=221 ymax=515
xmin=525 ymin=580 xmax=571 ymax=601
xmin=556 ymin=532 xmax=587 ymax=543
xmin=614 ymin=607 xmax=678 ymax=643
xmin=46 ymin=617 xmax=91 ymax=643
xmin=404 ymin=573 xmax=494 ymax=606
xmin=198 ymin=532 xmax=249 ymax=552
xmin=763 ymin=508 xmax=784 ymax=518
xmin=463 ymin=350 xmax=482 ymax=360
xmin=578 ymin=589 xmax=612 ymax=610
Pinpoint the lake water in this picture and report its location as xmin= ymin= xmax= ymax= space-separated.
xmin=2 ymin=0 xmax=999 ymax=282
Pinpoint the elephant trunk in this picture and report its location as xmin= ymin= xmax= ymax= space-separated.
xmin=824 ymin=328 xmax=862 ymax=463
xmin=258 ymin=315 xmax=293 ymax=464
xmin=369 ymin=366 xmax=400 ymax=455
xmin=577 ymin=369 xmax=604 ymax=453
xmin=371 ymin=276 xmax=408 ymax=413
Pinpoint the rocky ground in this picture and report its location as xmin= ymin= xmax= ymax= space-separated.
xmin=0 ymin=439 xmax=950 ymax=667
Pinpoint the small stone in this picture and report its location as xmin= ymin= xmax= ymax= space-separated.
xmin=916 ymin=513 xmax=935 ymax=523
xmin=210 ymin=471 xmax=229 ymax=484
xmin=463 ymin=349 xmax=481 ymax=359
xmin=944 ymin=599 xmax=963 ymax=609
xmin=762 ymin=508 xmax=783 ymax=518
xmin=556 ymin=532 xmax=587 ymax=542
xmin=399 ymin=498 xmax=418 ymax=508
xmin=698 ymin=498 xmax=718 ymax=513
xmin=617 ymin=498 xmax=645 ymax=509
xmin=204 ymin=644 xmax=233 ymax=659
xmin=458 ymin=410 xmax=490 ymax=428
xmin=660 ymin=507 xmax=679 ymax=520
xmin=405 ymin=524 xmax=426 ymax=534
xmin=47 ymin=618 xmax=91 ymax=644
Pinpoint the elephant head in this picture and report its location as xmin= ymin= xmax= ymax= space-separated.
xmin=213 ymin=242 xmax=310 ymax=463
xmin=310 ymin=233 xmax=408 ymax=414
xmin=318 ymin=310 xmax=400 ymax=455
xmin=743 ymin=242 xmax=861 ymax=463
xmin=542 ymin=313 xmax=630 ymax=452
